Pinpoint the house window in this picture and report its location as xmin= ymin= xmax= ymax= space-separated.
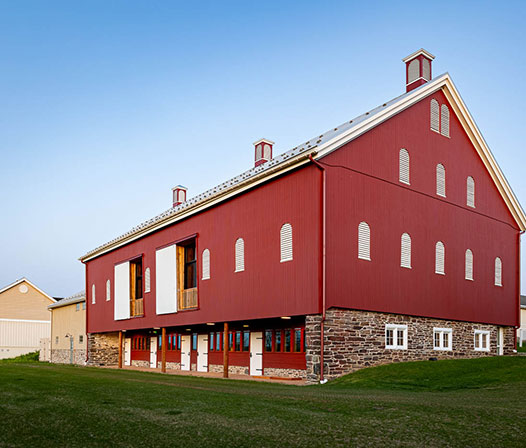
xmin=79 ymin=335 xmax=84 ymax=344
xmin=435 ymin=241 xmax=445 ymax=275
xmin=243 ymin=331 xmax=250 ymax=352
xmin=144 ymin=268 xmax=151 ymax=293
xmin=275 ymin=331 xmax=282 ymax=352
xmin=358 ymin=222 xmax=371 ymax=261
xmin=401 ymin=233 xmax=412 ymax=269
xmin=130 ymin=258 xmax=143 ymax=317
xmin=265 ymin=330 xmax=273 ymax=352
xmin=192 ymin=333 xmax=197 ymax=351
xmin=235 ymin=238 xmax=245 ymax=272
xmin=216 ymin=332 xmax=222 ymax=351
xmin=465 ymin=249 xmax=474 ymax=281
xmin=293 ymin=329 xmax=302 ymax=352
xmin=466 ymin=176 xmax=475 ymax=208
xmin=91 ymin=284 xmax=96 ymax=304
xmin=422 ymin=58 xmax=431 ymax=81
xmin=385 ymin=324 xmax=407 ymax=349
xmin=202 ymin=249 xmax=210 ymax=280
xmin=436 ymin=164 xmax=446 ymax=197
xmin=280 ymin=223 xmax=293 ymax=262
xmin=430 ymin=99 xmax=440 ymax=132
xmin=209 ymin=332 xmax=215 ymax=351
xmin=55 ymin=336 xmax=59 ymax=344
xmin=495 ymin=257 xmax=502 ymax=287
xmin=440 ymin=105 xmax=450 ymax=137
xmin=433 ymin=328 xmax=452 ymax=351
xmin=399 ymin=149 xmax=410 ymax=185
xmin=474 ymin=330 xmax=490 ymax=351
xmin=82 ymin=302 xmax=86 ymax=310
xmin=284 ymin=329 xmax=291 ymax=352
xmin=408 ymin=59 xmax=419 ymax=83
xmin=177 ymin=239 xmax=198 ymax=310
xmin=106 ymin=279 xmax=111 ymax=301
xmin=76 ymin=303 xmax=80 ymax=311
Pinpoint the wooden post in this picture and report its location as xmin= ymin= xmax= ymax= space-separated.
xmin=118 ymin=331 xmax=123 ymax=369
xmin=223 ymin=322 xmax=229 ymax=378
xmin=161 ymin=327 xmax=167 ymax=373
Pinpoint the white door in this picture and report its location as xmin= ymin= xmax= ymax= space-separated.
xmin=497 ymin=327 xmax=504 ymax=356
xmin=124 ymin=338 xmax=131 ymax=366
xmin=150 ymin=337 xmax=157 ymax=368
xmin=181 ymin=335 xmax=191 ymax=371
xmin=197 ymin=334 xmax=208 ymax=372
xmin=250 ymin=332 xmax=263 ymax=376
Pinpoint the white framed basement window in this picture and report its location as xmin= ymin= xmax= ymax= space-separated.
xmin=385 ymin=324 xmax=408 ymax=350
xmin=474 ymin=330 xmax=490 ymax=352
xmin=433 ymin=328 xmax=452 ymax=351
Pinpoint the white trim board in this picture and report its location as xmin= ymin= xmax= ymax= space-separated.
xmin=0 ymin=278 xmax=56 ymax=303
xmin=0 ymin=318 xmax=51 ymax=324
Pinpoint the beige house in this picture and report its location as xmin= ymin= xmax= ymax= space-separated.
xmin=0 ymin=278 xmax=56 ymax=359
xmin=48 ymin=291 xmax=86 ymax=365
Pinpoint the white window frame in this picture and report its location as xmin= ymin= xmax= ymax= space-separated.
xmin=106 ymin=279 xmax=111 ymax=301
xmin=202 ymin=248 xmax=211 ymax=280
xmin=385 ymin=324 xmax=408 ymax=350
xmin=91 ymin=284 xmax=96 ymax=304
xmin=433 ymin=328 xmax=452 ymax=351
xmin=494 ymin=257 xmax=502 ymax=287
xmin=440 ymin=104 xmax=450 ymax=138
xmin=430 ymin=99 xmax=440 ymax=132
xmin=400 ymin=233 xmax=412 ymax=269
xmin=435 ymin=241 xmax=445 ymax=275
xmin=474 ymin=330 xmax=490 ymax=352
xmin=280 ymin=223 xmax=293 ymax=263
xmin=436 ymin=163 xmax=446 ymax=197
xmin=144 ymin=267 xmax=151 ymax=293
xmin=358 ymin=221 xmax=371 ymax=261
xmin=235 ymin=238 xmax=245 ymax=272
xmin=465 ymin=249 xmax=474 ymax=281
xmin=399 ymin=148 xmax=410 ymax=185
xmin=467 ymin=176 xmax=475 ymax=208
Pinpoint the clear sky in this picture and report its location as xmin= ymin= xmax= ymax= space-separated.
xmin=1 ymin=0 xmax=525 ymax=297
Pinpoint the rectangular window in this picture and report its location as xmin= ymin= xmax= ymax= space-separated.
xmin=79 ymin=335 xmax=83 ymax=343
xmin=216 ymin=332 xmax=222 ymax=351
xmin=275 ymin=331 xmax=282 ymax=352
xmin=385 ymin=324 xmax=407 ymax=350
xmin=177 ymin=334 xmax=181 ymax=350
xmin=284 ymin=329 xmax=291 ymax=352
xmin=265 ymin=330 xmax=273 ymax=352
xmin=294 ymin=329 xmax=302 ymax=352
xmin=229 ymin=332 xmax=233 ymax=351
xmin=210 ymin=332 xmax=215 ymax=351
xmin=474 ymin=330 xmax=490 ymax=351
xmin=158 ymin=335 xmax=162 ymax=350
xmin=433 ymin=328 xmax=452 ymax=351
xmin=243 ymin=331 xmax=250 ymax=352
xmin=130 ymin=257 xmax=144 ymax=317
xmin=177 ymin=239 xmax=198 ymax=310
xmin=82 ymin=302 xmax=86 ymax=310
xmin=184 ymin=243 xmax=197 ymax=289
xmin=76 ymin=303 xmax=80 ymax=311
xmin=235 ymin=331 xmax=241 ymax=352
xmin=192 ymin=333 xmax=197 ymax=351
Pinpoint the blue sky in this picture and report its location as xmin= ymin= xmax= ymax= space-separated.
xmin=1 ymin=0 xmax=525 ymax=297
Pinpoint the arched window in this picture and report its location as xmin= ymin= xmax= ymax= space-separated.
xmin=358 ymin=222 xmax=371 ymax=261
xmin=495 ymin=257 xmax=502 ymax=287
xmin=422 ymin=58 xmax=431 ymax=81
xmin=399 ymin=149 xmax=410 ymax=185
xmin=263 ymin=144 xmax=272 ymax=160
xmin=435 ymin=241 xmax=445 ymax=275
xmin=202 ymin=249 xmax=210 ymax=280
xmin=465 ymin=249 xmax=474 ymax=280
xmin=467 ymin=176 xmax=475 ymax=207
xmin=106 ymin=279 xmax=111 ymax=301
xmin=441 ymin=105 xmax=450 ymax=137
xmin=235 ymin=238 xmax=245 ymax=272
xmin=408 ymin=59 xmax=420 ymax=83
xmin=144 ymin=267 xmax=151 ymax=293
xmin=436 ymin=164 xmax=446 ymax=197
xmin=401 ymin=233 xmax=412 ymax=268
xmin=91 ymin=284 xmax=96 ymax=304
xmin=280 ymin=223 xmax=293 ymax=262
xmin=430 ymin=99 xmax=440 ymax=132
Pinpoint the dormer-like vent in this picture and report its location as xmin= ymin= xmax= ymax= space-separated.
xmin=402 ymin=49 xmax=435 ymax=92
xmin=253 ymin=138 xmax=274 ymax=167
xmin=172 ymin=185 xmax=187 ymax=207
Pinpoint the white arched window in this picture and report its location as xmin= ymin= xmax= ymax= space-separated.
xmin=430 ymin=99 xmax=440 ymax=132
xmin=280 ymin=223 xmax=293 ymax=262
xmin=467 ymin=176 xmax=475 ymax=208
xmin=465 ymin=249 xmax=474 ymax=281
xmin=202 ymin=249 xmax=210 ymax=280
xmin=401 ymin=233 xmax=412 ymax=269
xmin=91 ymin=284 xmax=96 ymax=304
xmin=106 ymin=279 xmax=111 ymax=301
xmin=235 ymin=238 xmax=245 ymax=272
xmin=435 ymin=241 xmax=445 ymax=275
xmin=440 ymin=105 xmax=450 ymax=137
xmin=495 ymin=257 xmax=502 ymax=287
xmin=358 ymin=222 xmax=371 ymax=261
xmin=399 ymin=149 xmax=410 ymax=185
xmin=422 ymin=58 xmax=431 ymax=81
xmin=408 ymin=59 xmax=420 ymax=83
xmin=144 ymin=267 xmax=151 ymax=293
xmin=255 ymin=144 xmax=262 ymax=160
xmin=436 ymin=164 xmax=446 ymax=197
xmin=263 ymin=144 xmax=272 ymax=160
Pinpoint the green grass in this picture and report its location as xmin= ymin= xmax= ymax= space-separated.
xmin=517 ymin=343 xmax=526 ymax=353
xmin=1 ymin=357 xmax=525 ymax=447
xmin=0 ymin=351 xmax=40 ymax=363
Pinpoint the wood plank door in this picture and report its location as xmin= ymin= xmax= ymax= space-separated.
xmin=497 ymin=327 xmax=504 ymax=355
xmin=150 ymin=336 xmax=157 ymax=368
xmin=124 ymin=338 xmax=131 ymax=366
xmin=197 ymin=334 xmax=208 ymax=372
xmin=249 ymin=332 xmax=263 ymax=376
xmin=181 ymin=335 xmax=191 ymax=371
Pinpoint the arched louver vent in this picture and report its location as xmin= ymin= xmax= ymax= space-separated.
xmin=436 ymin=164 xmax=446 ymax=197
xmin=358 ymin=222 xmax=371 ymax=261
xmin=399 ymin=149 xmax=410 ymax=185
xmin=106 ymin=279 xmax=111 ymax=301
xmin=441 ymin=105 xmax=450 ymax=137
xmin=401 ymin=233 xmax=412 ymax=268
xmin=494 ymin=257 xmax=502 ymax=286
xmin=465 ymin=249 xmax=474 ymax=280
xmin=256 ymin=144 xmax=262 ymax=160
xmin=91 ymin=284 xmax=96 ymax=304
xmin=408 ymin=59 xmax=420 ymax=84
xmin=467 ymin=176 xmax=475 ymax=208
xmin=280 ymin=223 xmax=293 ymax=262
xmin=435 ymin=241 xmax=445 ymax=275
xmin=422 ymin=58 xmax=431 ymax=80
xmin=263 ymin=144 xmax=272 ymax=160
xmin=144 ymin=267 xmax=151 ymax=293
xmin=235 ymin=238 xmax=245 ymax=272
xmin=430 ymin=99 xmax=440 ymax=132
xmin=202 ymin=249 xmax=210 ymax=280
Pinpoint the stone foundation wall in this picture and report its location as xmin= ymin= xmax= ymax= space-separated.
xmin=87 ymin=332 xmax=119 ymax=367
xmin=209 ymin=364 xmax=249 ymax=375
xmin=131 ymin=360 xmax=150 ymax=368
xmin=50 ymin=349 xmax=86 ymax=365
xmin=306 ymin=308 xmax=515 ymax=383
xmin=263 ymin=367 xmax=306 ymax=379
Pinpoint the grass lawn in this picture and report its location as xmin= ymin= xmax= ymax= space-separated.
xmin=1 ymin=357 xmax=525 ymax=447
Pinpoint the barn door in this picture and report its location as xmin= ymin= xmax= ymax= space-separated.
xmin=150 ymin=337 xmax=157 ymax=368
xmin=250 ymin=332 xmax=263 ymax=376
xmin=197 ymin=335 xmax=208 ymax=372
xmin=181 ymin=335 xmax=191 ymax=371
xmin=124 ymin=338 xmax=131 ymax=366
xmin=497 ymin=327 xmax=504 ymax=356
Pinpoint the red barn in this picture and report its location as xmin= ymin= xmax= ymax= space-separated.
xmin=80 ymin=49 xmax=526 ymax=382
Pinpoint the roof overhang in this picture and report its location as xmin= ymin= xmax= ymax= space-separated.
xmin=0 ymin=277 xmax=56 ymax=303
xmin=402 ymin=48 xmax=435 ymax=62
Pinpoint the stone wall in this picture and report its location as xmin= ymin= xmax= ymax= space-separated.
xmin=131 ymin=360 xmax=149 ymax=368
xmin=87 ymin=332 xmax=119 ymax=367
xmin=50 ymin=349 xmax=86 ymax=365
xmin=306 ymin=308 xmax=515 ymax=383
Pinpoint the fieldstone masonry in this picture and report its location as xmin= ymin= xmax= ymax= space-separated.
xmin=87 ymin=332 xmax=119 ymax=366
xmin=306 ymin=308 xmax=515 ymax=383
xmin=50 ymin=349 xmax=86 ymax=365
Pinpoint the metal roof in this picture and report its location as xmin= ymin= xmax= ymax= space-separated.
xmin=48 ymin=291 xmax=85 ymax=310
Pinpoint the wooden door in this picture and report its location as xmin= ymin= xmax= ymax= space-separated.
xmin=197 ymin=334 xmax=208 ymax=372
xmin=250 ymin=332 xmax=263 ymax=376
xmin=124 ymin=338 xmax=131 ymax=366
xmin=150 ymin=336 xmax=157 ymax=368
xmin=181 ymin=335 xmax=191 ymax=371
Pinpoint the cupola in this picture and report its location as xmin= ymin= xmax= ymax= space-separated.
xmin=402 ymin=49 xmax=435 ymax=92
xmin=172 ymin=185 xmax=187 ymax=207
xmin=253 ymin=138 xmax=274 ymax=167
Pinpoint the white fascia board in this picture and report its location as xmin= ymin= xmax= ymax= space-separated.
xmin=402 ymin=49 xmax=435 ymax=62
xmin=0 ymin=278 xmax=56 ymax=303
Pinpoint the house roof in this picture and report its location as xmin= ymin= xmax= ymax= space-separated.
xmin=48 ymin=291 xmax=85 ymax=310
xmin=80 ymin=73 xmax=526 ymax=262
xmin=0 ymin=277 xmax=56 ymax=303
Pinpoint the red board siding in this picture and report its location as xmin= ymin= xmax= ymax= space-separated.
xmin=324 ymin=90 xmax=519 ymax=326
